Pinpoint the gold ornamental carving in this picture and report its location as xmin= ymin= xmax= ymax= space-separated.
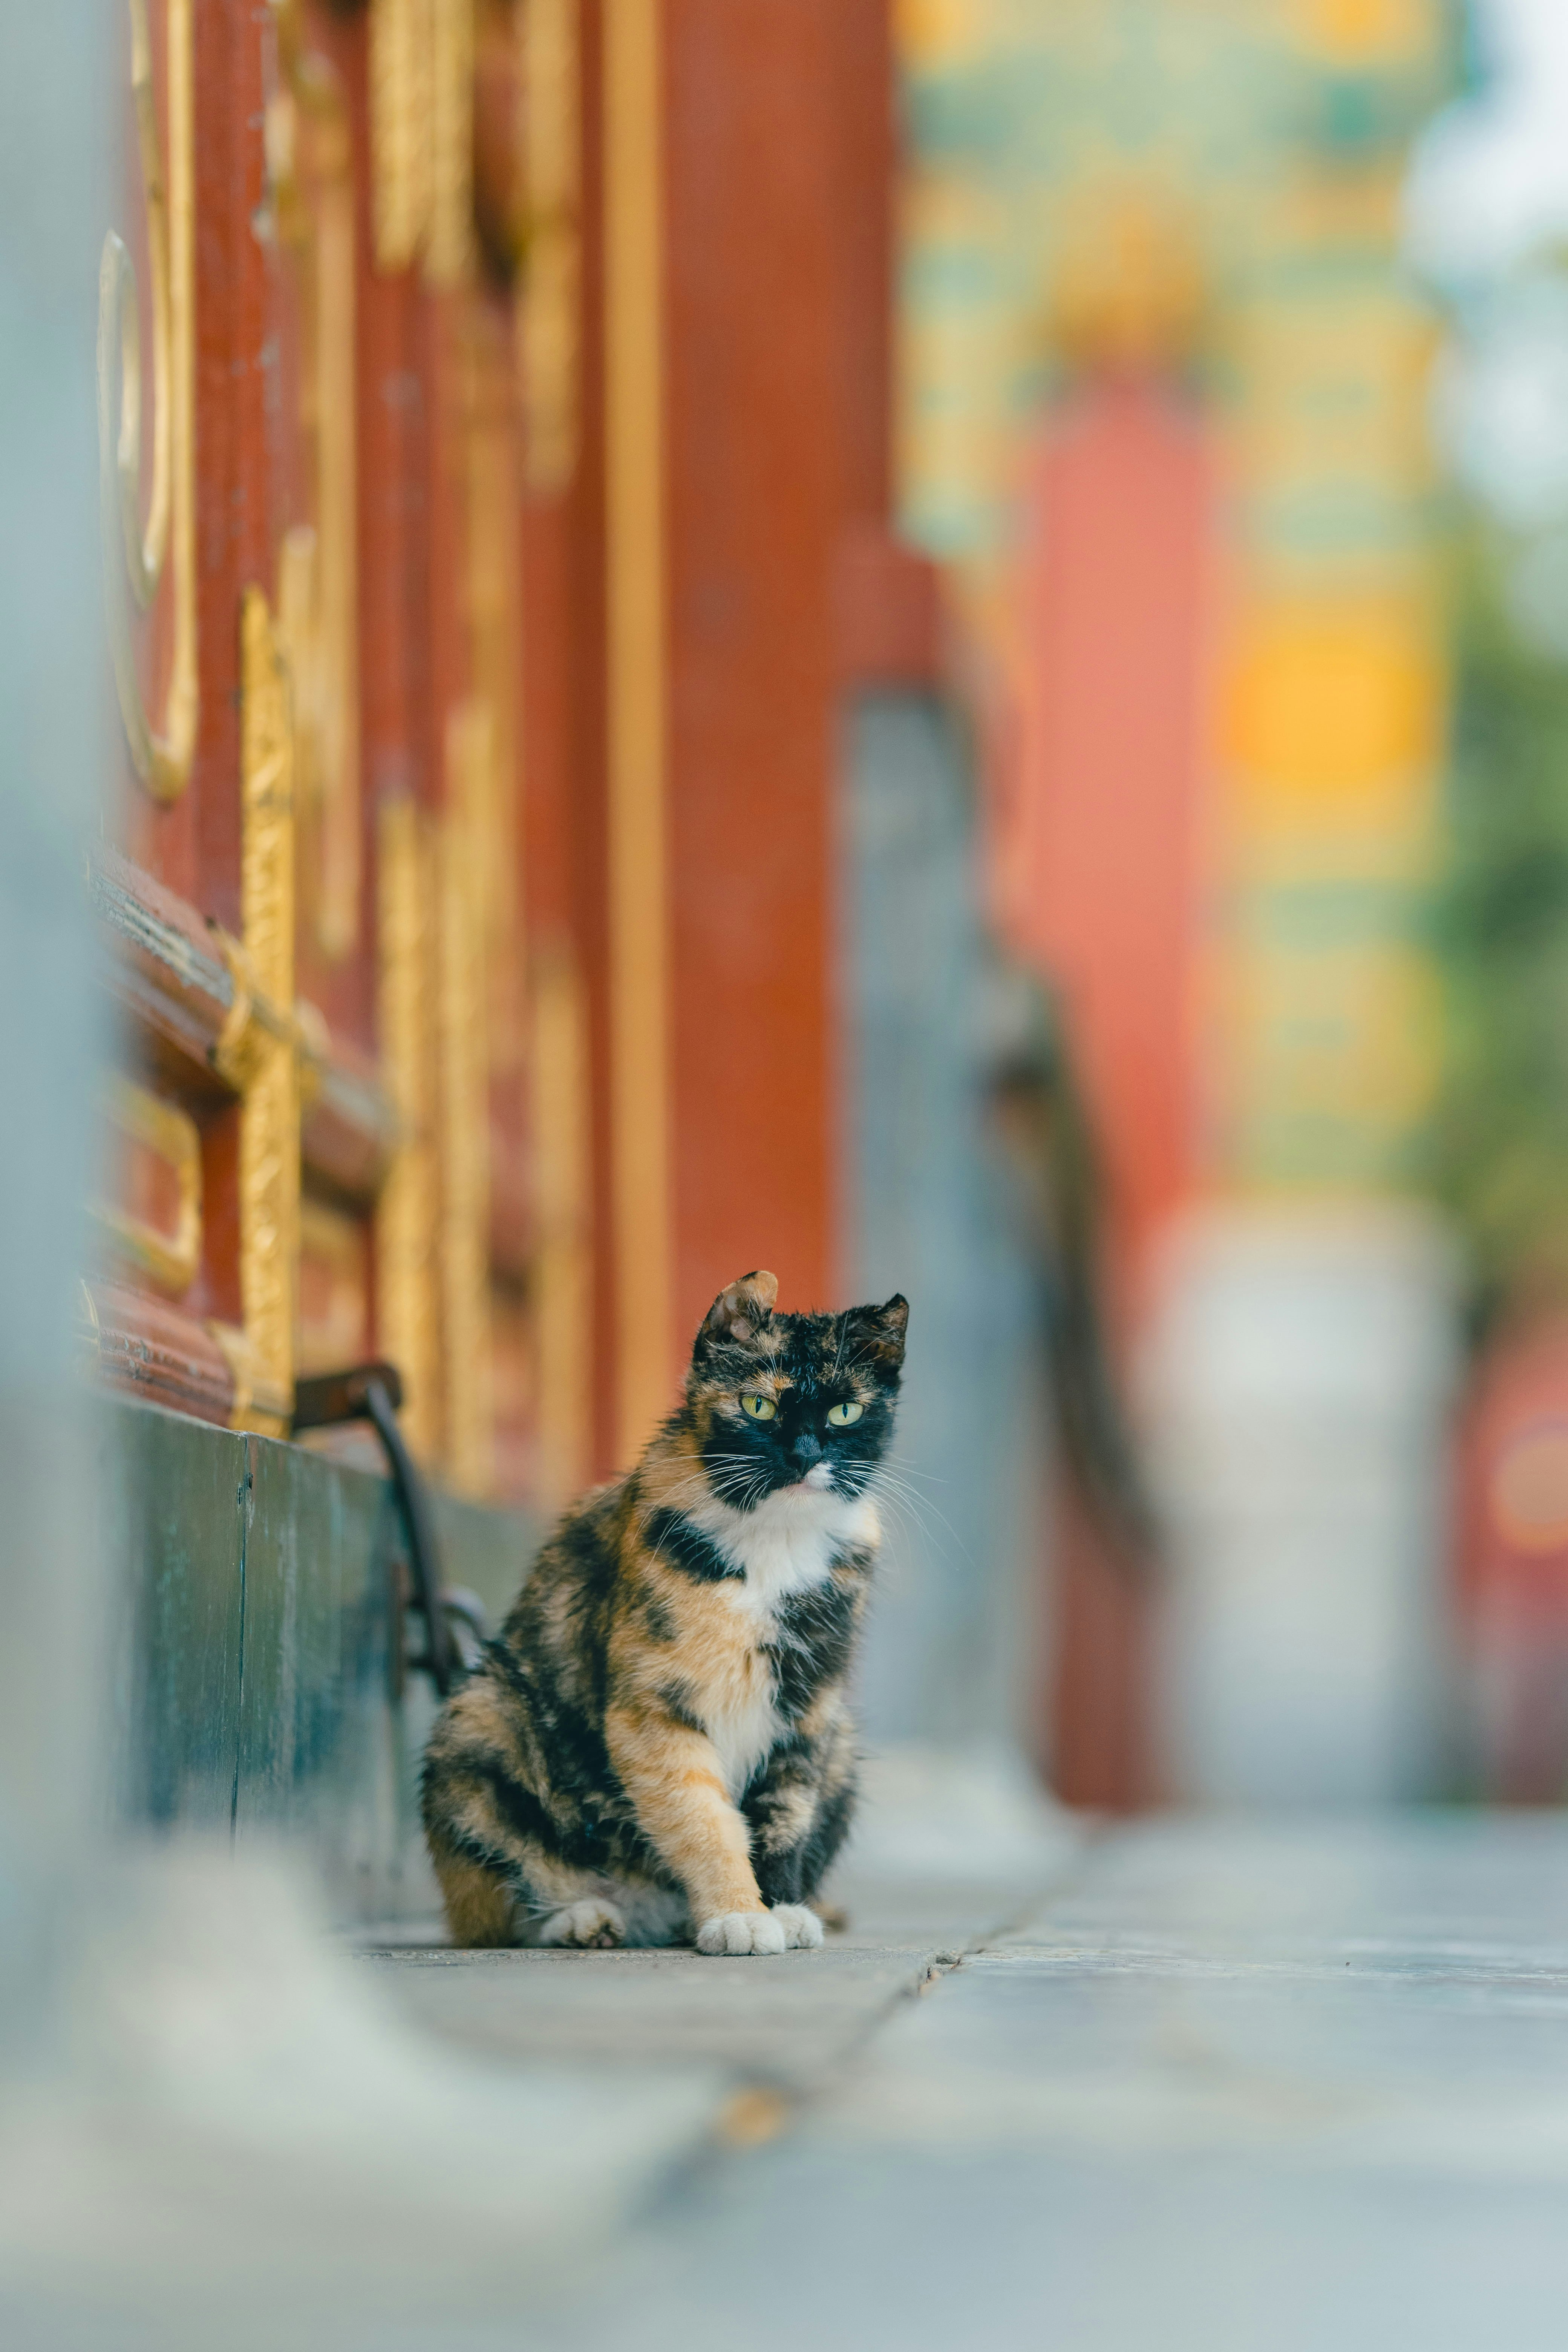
xmin=519 ymin=0 xmax=581 ymax=492
xmin=438 ymin=712 xmax=496 ymax=1497
xmin=531 ymin=946 xmax=590 ymax=1504
xmin=216 ymin=589 xmax=301 ymax=1438
xmin=270 ymin=0 xmax=363 ymax=961
xmin=604 ymin=0 xmax=672 ymax=1461
xmin=371 ymin=0 xmax=432 ymax=272
xmin=461 ymin=337 xmax=522 ymax=1037
xmin=428 ymin=0 xmax=478 ymax=286
xmin=370 ymin=0 xmax=476 ymax=286
xmin=97 ymin=0 xmax=198 ymax=802
xmin=90 ymin=1076 xmax=203 ymax=1299
xmin=376 ymin=796 xmax=442 ymax=1461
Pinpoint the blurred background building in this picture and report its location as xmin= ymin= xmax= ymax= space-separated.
xmin=73 ymin=0 xmax=1568 ymax=1902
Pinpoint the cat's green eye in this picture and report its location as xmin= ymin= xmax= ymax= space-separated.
xmin=740 ymin=1392 xmax=776 ymax=1421
xmin=826 ymin=1400 xmax=864 ymax=1427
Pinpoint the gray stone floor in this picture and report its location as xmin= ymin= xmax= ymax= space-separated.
xmin=347 ymin=1813 xmax=1568 ymax=2352
xmin=12 ymin=1813 xmax=1568 ymax=2349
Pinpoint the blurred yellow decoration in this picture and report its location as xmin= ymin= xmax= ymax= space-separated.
xmin=91 ymin=1076 xmax=203 ymax=1298
xmin=297 ymin=1197 xmax=371 ymax=1376
xmin=1224 ymin=938 xmax=1445 ymax=1156
xmin=1223 ymin=599 xmax=1443 ymax=826
xmin=438 ymin=718 xmax=494 ymax=1498
xmin=97 ymin=0 xmax=198 ymax=802
xmin=1294 ymin=0 xmax=1428 ymax=63
xmin=369 ymin=0 xmax=474 ymax=285
xmin=1050 ymin=185 xmax=1208 ymax=377
xmin=1229 ymin=300 xmax=1439 ymax=521
xmin=377 ymin=796 xmax=441 ymax=1462
xmin=605 ymin=0 xmax=672 ymax=1463
xmin=519 ymin=0 xmax=582 ymax=493
xmin=897 ymin=169 xmax=1019 ymax=562
xmin=531 ymin=946 xmax=591 ymax=1506
xmin=895 ymin=0 xmax=996 ymax=70
xmin=270 ymin=0 xmax=362 ymax=961
xmin=215 ymin=589 xmax=300 ymax=1438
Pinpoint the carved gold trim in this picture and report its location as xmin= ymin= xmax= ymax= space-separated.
xmin=604 ymin=0 xmax=671 ymax=1461
xmin=531 ymin=945 xmax=590 ymax=1505
xmin=520 ymin=0 xmax=580 ymax=492
xmin=461 ymin=349 xmax=520 ymax=1028
xmin=270 ymin=1 xmax=362 ymax=960
xmin=120 ymin=0 xmax=171 ymax=607
xmin=222 ymin=589 xmax=300 ymax=1438
xmin=369 ymin=0 xmax=475 ymax=285
xmin=90 ymin=1075 xmax=203 ymax=1298
xmin=298 ymin=1194 xmax=372 ymax=1376
xmin=427 ymin=0 xmax=478 ymax=287
xmin=376 ymin=796 xmax=441 ymax=1460
xmin=98 ymin=0 xmax=198 ymax=803
xmin=207 ymin=1320 xmax=265 ymax=1430
xmin=370 ymin=0 xmax=432 ymax=273
xmin=438 ymin=710 xmax=495 ymax=1496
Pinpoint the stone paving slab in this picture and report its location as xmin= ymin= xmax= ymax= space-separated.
xmin=995 ymin=1812 xmax=1568 ymax=1965
xmin=356 ymin=1877 xmax=1035 ymax=2095
xmin=18 ymin=1814 xmax=1568 ymax=2352
xmin=500 ymin=1815 xmax=1568 ymax=2352
xmin=523 ymin=2141 xmax=1568 ymax=2352
xmin=790 ymin=1816 xmax=1568 ymax=2179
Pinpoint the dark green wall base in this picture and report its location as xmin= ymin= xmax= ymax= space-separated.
xmin=98 ymin=1397 xmax=538 ymax=1926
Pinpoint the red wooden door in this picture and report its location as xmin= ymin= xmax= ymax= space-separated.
xmin=90 ymin=0 xmax=599 ymax=1506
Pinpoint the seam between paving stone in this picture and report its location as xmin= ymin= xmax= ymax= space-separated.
xmin=749 ymin=1853 xmax=1110 ymax=2133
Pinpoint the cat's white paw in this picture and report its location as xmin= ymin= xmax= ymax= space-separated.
xmin=539 ymin=1897 xmax=626 ymax=1949
xmin=695 ymin=1908 xmax=788 ymax=1956
xmin=769 ymin=1903 xmax=824 ymax=1949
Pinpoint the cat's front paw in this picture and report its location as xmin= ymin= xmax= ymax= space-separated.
xmin=539 ymin=1897 xmax=626 ymax=1949
xmin=695 ymin=1908 xmax=788 ymax=1956
xmin=769 ymin=1903 xmax=824 ymax=1949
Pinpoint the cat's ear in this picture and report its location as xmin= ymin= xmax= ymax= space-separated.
xmin=695 ymin=1269 xmax=779 ymax=1358
xmin=843 ymin=1293 xmax=909 ymax=1379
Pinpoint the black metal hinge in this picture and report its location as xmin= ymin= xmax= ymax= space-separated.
xmin=291 ymin=1361 xmax=484 ymax=1699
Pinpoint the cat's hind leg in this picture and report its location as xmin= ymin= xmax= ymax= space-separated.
xmin=532 ymin=1876 xmax=685 ymax=1948
xmin=536 ymin=1895 xmax=626 ymax=1948
xmin=432 ymin=1845 xmax=518 ymax=1948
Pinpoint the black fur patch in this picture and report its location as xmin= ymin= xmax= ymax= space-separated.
xmin=640 ymin=1593 xmax=677 ymax=1642
xmin=745 ymin=1757 xmax=858 ymax=1907
xmin=797 ymin=1772 xmax=857 ymax=1897
xmin=766 ymin=1579 xmax=859 ymax=1721
xmin=657 ymin=1678 xmax=706 ymax=1733
xmin=643 ymin=1507 xmax=743 ymax=1584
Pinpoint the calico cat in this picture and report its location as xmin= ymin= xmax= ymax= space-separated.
xmin=421 ymin=1270 xmax=908 ymax=1954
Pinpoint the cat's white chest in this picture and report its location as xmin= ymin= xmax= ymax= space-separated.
xmin=688 ymin=1487 xmax=878 ymax=1796
xmin=697 ymin=1485 xmax=877 ymax=1611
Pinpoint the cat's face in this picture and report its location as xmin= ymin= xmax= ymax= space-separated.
xmin=685 ymin=1271 xmax=908 ymax=1510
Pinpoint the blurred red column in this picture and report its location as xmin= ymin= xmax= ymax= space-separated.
xmin=1459 ymin=1319 xmax=1568 ymax=1802
xmin=1008 ymin=380 xmax=1217 ymax=1807
xmin=663 ymin=0 xmax=917 ymax=1346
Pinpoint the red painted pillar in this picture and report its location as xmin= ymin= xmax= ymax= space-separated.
xmin=662 ymin=0 xmax=843 ymax=1335
xmin=1008 ymin=381 xmax=1217 ymax=1808
xmin=1013 ymin=384 xmax=1214 ymax=1311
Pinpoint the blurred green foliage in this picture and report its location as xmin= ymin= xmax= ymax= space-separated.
xmin=1434 ymin=522 xmax=1568 ymax=1320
